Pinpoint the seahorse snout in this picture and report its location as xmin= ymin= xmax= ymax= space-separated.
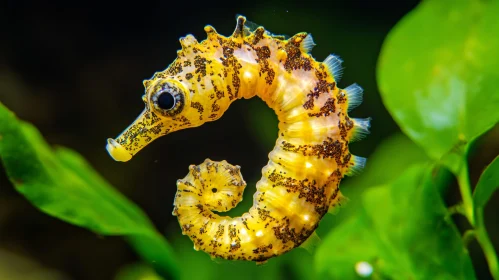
xmin=106 ymin=138 xmax=133 ymax=162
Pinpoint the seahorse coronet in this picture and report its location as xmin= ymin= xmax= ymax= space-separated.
xmin=107 ymin=15 xmax=369 ymax=262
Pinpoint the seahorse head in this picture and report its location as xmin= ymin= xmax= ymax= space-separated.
xmin=107 ymin=31 xmax=236 ymax=162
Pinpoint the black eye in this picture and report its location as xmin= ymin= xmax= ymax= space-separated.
xmin=157 ymin=91 xmax=176 ymax=110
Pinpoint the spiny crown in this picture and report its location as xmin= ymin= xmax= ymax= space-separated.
xmin=142 ymin=16 xmax=321 ymax=89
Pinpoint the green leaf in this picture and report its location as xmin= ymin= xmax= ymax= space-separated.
xmin=343 ymin=133 xmax=430 ymax=189
xmin=474 ymin=156 xmax=499 ymax=209
xmin=316 ymin=165 xmax=475 ymax=279
xmin=316 ymin=133 xmax=437 ymax=238
xmin=377 ymin=0 xmax=499 ymax=162
xmin=171 ymin=234 xmax=282 ymax=280
xmin=470 ymin=155 xmax=499 ymax=279
xmin=315 ymin=213 xmax=379 ymax=279
xmin=0 ymin=103 xmax=179 ymax=279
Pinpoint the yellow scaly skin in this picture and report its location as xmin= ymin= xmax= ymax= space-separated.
xmin=107 ymin=16 xmax=369 ymax=263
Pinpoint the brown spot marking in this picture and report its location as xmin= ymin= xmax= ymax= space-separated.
xmin=215 ymin=224 xmax=225 ymax=238
xmin=268 ymin=170 xmax=329 ymax=214
xmin=254 ymin=46 xmax=275 ymax=85
xmin=185 ymin=73 xmax=193 ymax=80
xmin=176 ymin=115 xmax=191 ymax=126
xmin=194 ymin=55 xmax=208 ymax=78
xmin=343 ymin=153 xmax=351 ymax=166
xmin=211 ymin=80 xmax=225 ymax=99
xmin=303 ymin=99 xmax=314 ymax=110
xmin=205 ymin=161 xmax=219 ymax=173
xmin=230 ymin=242 xmax=241 ymax=252
xmin=272 ymin=218 xmax=317 ymax=246
xmin=191 ymin=165 xmax=202 ymax=180
xmin=211 ymin=103 xmax=220 ymax=112
xmin=268 ymin=171 xmax=286 ymax=184
xmin=228 ymin=225 xmax=237 ymax=238
xmin=182 ymin=223 xmax=194 ymax=233
xmin=116 ymin=110 xmax=166 ymax=152
xmin=190 ymin=102 xmax=204 ymax=119
xmin=308 ymin=98 xmax=336 ymax=117
xmin=303 ymin=79 xmax=336 ymax=110
xmin=253 ymin=244 xmax=273 ymax=254
xmin=257 ymin=207 xmax=274 ymax=221
xmin=221 ymin=44 xmax=242 ymax=99
xmin=226 ymin=85 xmax=234 ymax=100
xmin=232 ymin=71 xmax=241 ymax=98
xmin=329 ymin=186 xmax=340 ymax=203
xmin=209 ymin=239 xmax=221 ymax=250
xmin=339 ymin=116 xmax=354 ymax=140
xmin=183 ymin=60 xmax=192 ymax=67
xmin=281 ymin=137 xmax=345 ymax=164
xmin=222 ymin=46 xmax=234 ymax=60
xmin=283 ymin=33 xmax=312 ymax=72
xmin=337 ymin=90 xmax=347 ymax=104
xmin=166 ymin=61 xmax=183 ymax=76
xmin=332 ymin=169 xmax=343 ymax=178
xmin=252 ymin=27 xmax=265 ymax=45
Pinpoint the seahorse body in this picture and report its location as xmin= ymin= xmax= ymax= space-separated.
xmin=106 ymin=16 xmax=370 ymax=263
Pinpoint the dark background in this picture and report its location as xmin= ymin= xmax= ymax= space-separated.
xmin=1 ymin=1 xmax=497 ymax=279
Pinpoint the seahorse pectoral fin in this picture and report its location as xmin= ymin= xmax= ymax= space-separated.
xmin=107 ymin=109 xmax=167 ymax=162
xmin=299 ymin=231 xmax=322 ymax=254
xmin=328 ymin=191 xmax=349 ymax=215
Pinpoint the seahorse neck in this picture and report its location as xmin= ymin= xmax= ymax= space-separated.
xmin=232 ymin=45 xmax=319 ymax=119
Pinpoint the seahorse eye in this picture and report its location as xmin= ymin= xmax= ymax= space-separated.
xmin=157 ymin=91 xmax=176 ymax=110
xmin=151 ymin=82 xmax=185 ymax=117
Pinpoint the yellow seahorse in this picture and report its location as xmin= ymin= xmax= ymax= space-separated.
xmin=106 ymin=16 xmax=370 ymax=263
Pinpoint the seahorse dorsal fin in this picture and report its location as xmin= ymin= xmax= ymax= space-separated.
xmin=346 ymin=155 xmax=367 ymax=176
xmin=344 ymin=83 xmax=363 ymax=112
xmin=232 ymin=15 xmax=247 ymax=39
xmin=242 ymin=17 xmax=261 ymax=35
xmin=323 ymin=54 xmax=344 ymax=82
xmin=300 ymin=34 xmax=316 ymax=54
xmin=350 ymin=118 xmax=372 ymax=142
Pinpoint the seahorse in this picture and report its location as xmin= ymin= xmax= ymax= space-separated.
xmin=106 ymin=16 xmax=370 ymax=263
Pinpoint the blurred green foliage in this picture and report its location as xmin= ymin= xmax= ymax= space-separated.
xmin=378 ymin=0 xmax=499 ymax=165
xmin=376 ymin=0 xmax=499 ymax=278
xmin=1 ymin=0 xmax=499 ymax=279
xmin=0 ymin=104 xmax=178 ymax=279
xmin=317 ymin=164 xmax=474 ymax=279
xmin=474 ymin=156 xmax=499 ymax=211
xmin=0 ymin=249 xmax=68 ymax=280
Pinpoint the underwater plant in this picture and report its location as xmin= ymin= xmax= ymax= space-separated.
xmin=1 ymin=1 xmax=498 ymax=279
